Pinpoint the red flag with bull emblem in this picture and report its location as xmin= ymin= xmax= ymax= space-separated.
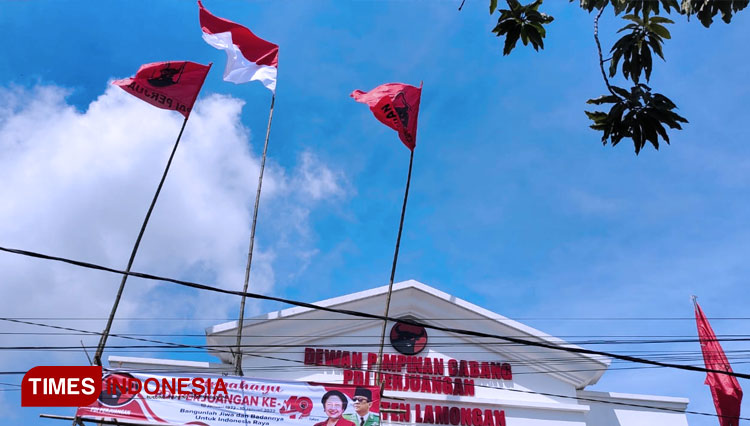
xmin=113 ymin=61 xmax=211 ymax=118
xmin=351 ymin=82 xmax=422 ymax=151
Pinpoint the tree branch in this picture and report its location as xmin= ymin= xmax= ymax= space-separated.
xmin=594 ymin=6 xmax=617 ymax=97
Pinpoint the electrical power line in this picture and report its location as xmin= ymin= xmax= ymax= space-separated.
xmin=5 ymin=330 xmax=750 ymax=341
xmin=1 ymin=245 xmax=749 ymax=381
xmin=11 ymin=316 xmax=748 ymax=365
xmin=6 ymin=316 xmax=750 ymax=321
xmin=1 ymin=317 xmax=740 ymax=380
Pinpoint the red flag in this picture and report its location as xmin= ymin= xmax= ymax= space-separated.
xmin=199 ymin=1 xmax=278 ymax=91
xmin=695 ymin=301 xmax=743 ymax=426
xmin=351 ymin=82 xmax=422 ymax=151
xmin=113 ymin=61 xmax=211 ymax=118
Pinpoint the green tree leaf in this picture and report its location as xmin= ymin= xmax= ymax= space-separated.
xmin=682 ymin=0 xmax=749 ymax=27
xmin=585 ymin=85 xmax=688 ymax=154
xmin=504 ymin=26 xmax=522 ymax=55
xmin=648 ymin=23 xmax=671 ymax=39
xmin=492 ymin=0 xmax=554 ymax=55
xmin=609 ymin=13 xmax=670 ymax=83
xmin=485 ymin=0 xmax=744 ymax=154
xmin=649 ymin=16 xmax=675 ymax=24
xmin=586 ymin=95 xmax=621 ymax=104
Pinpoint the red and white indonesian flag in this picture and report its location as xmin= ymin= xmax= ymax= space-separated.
xmin=199 ymin=1 xmax=278 ymax=92
xmin=351 ymin=82 xmax=422 ymax=151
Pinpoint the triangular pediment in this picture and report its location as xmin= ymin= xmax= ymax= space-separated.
xmin=206 ymin=280 xmax=610 ymax=390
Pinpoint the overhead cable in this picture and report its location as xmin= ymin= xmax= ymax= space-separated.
xmin=1 ymin=245 xmax=749 ymax=380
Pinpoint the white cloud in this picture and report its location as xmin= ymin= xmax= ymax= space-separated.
xmin=292 ymin=150 xmax=346 ymax=201
xmin=0 ymin=84 xmax=346 ymax=411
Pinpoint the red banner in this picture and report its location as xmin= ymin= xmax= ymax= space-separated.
xmin=75 ymin=371 xmax=380 ymax=426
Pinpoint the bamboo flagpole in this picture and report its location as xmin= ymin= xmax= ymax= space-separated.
xmin=92 ymin=115 xmax=188 ymax=366
xmin=198 ymin=0 xmax=280 ymax=377
xmin=351 ymin=82 xmax=423 ymax=388
xmin=233 ymin=94 xmax=276 ymax=376
xmin=376 ymin=149 xmax=414 ymax=384
xmin=92 ymin=61 xmax=211 ymax=366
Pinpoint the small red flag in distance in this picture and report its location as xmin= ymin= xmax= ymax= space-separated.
xmin=351 ymin=82 xmax=422 ymax=151
xmin=695 ymin=301 xmax=743 ymax=426
xmin=113 ymin=61 xmax=211 ymax=118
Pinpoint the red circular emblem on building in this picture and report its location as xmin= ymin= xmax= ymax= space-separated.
xmin=390 ymin=321 xmax=427 ymax=355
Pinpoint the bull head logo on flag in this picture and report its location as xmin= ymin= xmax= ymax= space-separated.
xmin=351 ymin=82 xmax=422 ymax=151
xmin=147 ymin=62 xmax=186 ymax=87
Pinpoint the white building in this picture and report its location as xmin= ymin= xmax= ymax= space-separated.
xmin=110 ymin=280 xmax=689 ymax=426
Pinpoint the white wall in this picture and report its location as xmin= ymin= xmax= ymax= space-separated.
xmin=578 ymin=390 xmax=689 ymax=426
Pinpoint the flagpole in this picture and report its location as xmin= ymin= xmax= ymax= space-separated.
xmin=92 ymin=115 xmax=190 ymax=367
xmin=376 ymin=149 xmax=415 ymax=388
xmin=90 ymin=62 xmax=211 ymax=368
xmin=234 ymin=93 xmax=276 ymax=376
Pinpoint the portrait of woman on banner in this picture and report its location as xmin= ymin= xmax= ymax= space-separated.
xmin=314 ymin=390 xmax=356 ymax=426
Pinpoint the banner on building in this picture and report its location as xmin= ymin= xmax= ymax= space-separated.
xmin=76 ymin=371 xmax=381 ymax=426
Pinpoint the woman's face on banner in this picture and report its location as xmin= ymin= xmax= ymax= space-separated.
xmin=325 ymin=395 xmax=344 ymax=419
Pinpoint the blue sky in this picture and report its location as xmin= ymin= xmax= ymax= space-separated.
xmin=1 ymin=1 xmax=749 ymax=425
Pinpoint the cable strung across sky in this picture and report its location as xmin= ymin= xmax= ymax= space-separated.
xmin=2 ymin=316 xmax=749 ymax=422
xmin=1 ymin=244 xmax=749 ymax=381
